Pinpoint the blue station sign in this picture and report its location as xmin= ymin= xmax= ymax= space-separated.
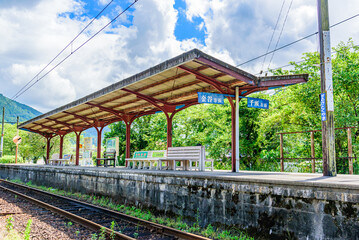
xmin=320 ymin=93 xmax=326 ymax=121
xmin=247 ymin=97 xmax=269 ymax=109
xmin=198 ymin=92 xmax=224 ymax=105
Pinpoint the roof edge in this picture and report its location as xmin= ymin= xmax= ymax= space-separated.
xmin=19 ymin=49 xmax=206 ymax=128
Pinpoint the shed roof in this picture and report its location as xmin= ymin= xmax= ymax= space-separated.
xmin=19 ymin=49 xmax=308 ymax=136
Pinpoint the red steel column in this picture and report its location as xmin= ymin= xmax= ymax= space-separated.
xmin=166 ymin=116 xmax=173 ymax=148
xmin=59 ymin=135 xmax=64 ymax=159
xmin=96 ymin=128 xmax=103 ymax=166
xmin=126 ymin=123 xmax=131 ymax=158
xmin=230 ymin=102 xmax=236 ymax=172
xmin=280 ymin=133 xmax=284 ymax=172
xmin=125 ymin=123 xmax=131 ymax=167
xmin=46 ymin=137 xmax=51 ymax=164
xmin=75 ymin=132 xmax=81 ymax=166
xmin=348 ymin=128 xmax=353 ymax=174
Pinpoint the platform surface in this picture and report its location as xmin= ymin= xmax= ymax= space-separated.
xmin=4 ymin=163 xmax=359 ymax=190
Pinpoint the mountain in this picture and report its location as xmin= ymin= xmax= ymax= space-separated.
xmin=0 ymin=94 xmax=42 ymax=123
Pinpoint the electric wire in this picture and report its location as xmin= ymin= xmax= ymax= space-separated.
xmin=11 ymin=0 xmax=115 ymax=101
xmin=237 ymin=13 xmax=359 ymax=67
xmin=267 ymin=0 xmax=293 ymax=70
xmin=12 ymin=0 xmax=139 ymax=101
xmin=260 ymin=0 xmax=286 ymax=75
xmin=258 ymin=44 xmax=359 ymax=76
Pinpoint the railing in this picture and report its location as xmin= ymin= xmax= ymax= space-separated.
xmin=278 ymin=157 xmax=357 ymax=174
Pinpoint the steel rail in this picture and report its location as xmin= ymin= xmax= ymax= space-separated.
xmin=0 ymin=179 xmax=210 ymax=240
xmin=0 ymin=184 xmax=134 ymax=240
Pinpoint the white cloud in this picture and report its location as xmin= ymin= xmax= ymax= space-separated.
xmin=0 ymin=0 xmax=358 ymax=113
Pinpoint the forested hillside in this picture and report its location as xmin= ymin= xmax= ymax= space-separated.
xmin=0 ymin=94 xmax=42 ymax=122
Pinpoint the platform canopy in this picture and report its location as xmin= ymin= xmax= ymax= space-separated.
xmin=19 ymin=49 xmax=308 ymax=136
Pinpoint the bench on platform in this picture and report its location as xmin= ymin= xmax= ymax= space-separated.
xmin=126 ymin=150 xmax=166 ymax=169
xmin=96 ymin=150 xmax=116 ymax=167
xmin=49 ymin=154 xmax=73 ymax=166
xmin=159 ymin=146 xmax=214 ymax=171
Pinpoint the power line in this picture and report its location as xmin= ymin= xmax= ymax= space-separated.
xmin=12 ymin=0 xmax=139 ymax=101
xmin=260 ymin=0 xmax=286 ymax=75
xmin=237 ymin=13 xmax=359 ymax=67
xmin=259 ymin=43 xmax=359 ymax=75
xmin=267 ymin=0 xmax=293 ymax=70
xmin=11 ymin=0 xmax=115 ymax=101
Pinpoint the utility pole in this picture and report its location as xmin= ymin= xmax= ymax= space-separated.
xmin=15 ymin=116 xmax=19 ymax=164
xmin=235 ymin=86 xmax=239 ymax=172
xmin=0 ymin=107 xmax=4 ymax=157
xmin=317 ymin=0 xmax=336 ymax=176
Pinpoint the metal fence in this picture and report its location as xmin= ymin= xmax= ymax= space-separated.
xmin=278 ymin=157 xmax=357 ymax=174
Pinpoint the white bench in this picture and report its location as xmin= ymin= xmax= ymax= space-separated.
xmin=159 ymin=146 xmax=213 ymax=171
xmin=49 ymin=154 xmax=73 ymax=166
xmin=126 ymin=150 xmax=166 ymax=169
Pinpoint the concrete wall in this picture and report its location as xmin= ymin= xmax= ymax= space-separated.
xmin=1 ymin=165 xmax=358 ymax=240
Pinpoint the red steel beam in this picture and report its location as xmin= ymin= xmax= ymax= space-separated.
xmin=63 ymin=111 xmax=97 ymax=128
xmin=45 ymin=118 xmax=76 ymax=129
xmin=178 ymin=65 xmax=230 ymax=93
xmin=195 ymin=57 xmax=255 ymax=85
xmin=32 ymin=123 xmax=58 ymax=134
xmin=86 ymin=103 xmax=125 ymax=120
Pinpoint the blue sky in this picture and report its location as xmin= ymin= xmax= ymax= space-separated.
xmin=0 ymin=0 xmax=358 ymax=113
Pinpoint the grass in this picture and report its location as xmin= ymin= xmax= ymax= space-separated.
xmin=1 ymin=216 xmax=32 ymax=240
xmin=10 ymin=179 xmax=254 ymax=240
xmin=0 ymin=155 xmax=16 ymax=164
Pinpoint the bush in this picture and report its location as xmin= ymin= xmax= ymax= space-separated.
xmin=0 ymin=155 xmax=15 ymax=163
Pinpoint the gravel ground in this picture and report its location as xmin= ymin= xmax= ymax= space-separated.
xmin=0 ymin=189 xmax=94 ymax=239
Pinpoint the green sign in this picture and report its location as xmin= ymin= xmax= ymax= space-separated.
xmin=152 ymin=151 xmax=165 ymax=158
xmin=134 ymin=151 xmax=148 ymax=158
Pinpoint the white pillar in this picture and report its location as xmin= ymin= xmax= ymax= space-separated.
xmin=235 ymin=87 xmax=240 ymax=172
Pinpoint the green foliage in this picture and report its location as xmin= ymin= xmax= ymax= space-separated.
xmin=6 ymin=216 xmax=14 ymax=231
xmin=0 ymin=94 xmax=42 ymax=123
xmin=0 ymin=122 xmax=73 ymax=163
xmin=98 ymin=227 xmax=106 ymax=240
xmin=0 ymin=155 xmax=15 ymax=163
xmin=261 ymin=39 xmax=359 ymax=173
xmin=110 ymin=221 xmax=116 ymax=240
xmin=23 ymin=219 xmax=32 ymax=240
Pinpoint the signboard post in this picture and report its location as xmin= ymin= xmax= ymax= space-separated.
xmin=320 ymin=93 xmax=327 ymax=121
xmin=83 ymin=137 xmax=92 ymax=166
xmin=198 ymin=92 xmax=224 ymax=104
xmin=247 ymin=97 xmax=269 ymax=109
xmin=13 ymin=136 xmax=22 ymax=164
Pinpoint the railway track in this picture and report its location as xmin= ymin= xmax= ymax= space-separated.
xmin=0 ymin=179 xmax=210 ymax=240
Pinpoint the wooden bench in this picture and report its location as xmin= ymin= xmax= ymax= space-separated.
xmin=159 ymin=146 xmax=214 ymax=171
xmin=96 ymin=150 xmax=116 ymax=167
xmin=126 ymin=150 xmax=166 ymax=170
xmin=49 ymin=153 xmax=73 ymax=166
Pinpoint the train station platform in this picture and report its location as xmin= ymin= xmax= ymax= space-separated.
xmin=0 ymin=164 xmax=358 ymax=239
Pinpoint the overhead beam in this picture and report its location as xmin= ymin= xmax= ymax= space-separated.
xmin=258 ymin=74 xmax=308 ymax=87
xmin=86 ymin=103 xmax=125 ymax=120
xmin=32 ymin=123 xmax=58 ymax=134
xmin=45 ymin=117 xmax=75 ymax=129
xmin=195 ymin=57 xmax=255 ymax=85
xmin=63 ymin=111 xmax=97 ymax=128
xmin=178 ymin=65 xmax=230 ymax=92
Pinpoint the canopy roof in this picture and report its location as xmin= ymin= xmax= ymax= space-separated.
xmin=19 ymin=49 xmax=308 ymax=136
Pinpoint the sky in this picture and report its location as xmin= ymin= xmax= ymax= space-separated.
xmin=0 ymin=0 xmax=358 ymax=114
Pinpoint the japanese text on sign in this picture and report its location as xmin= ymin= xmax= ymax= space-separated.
xmin=198 ymin=92 xmax=224 ymax=104
xmin=320 ymin=93 xmax=326 ymax=121
xmin=247 ymin=97 xmax=269 ymax=109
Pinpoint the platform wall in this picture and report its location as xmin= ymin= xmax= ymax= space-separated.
xmin=0 ymin=165 xmax=358 ymax=240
